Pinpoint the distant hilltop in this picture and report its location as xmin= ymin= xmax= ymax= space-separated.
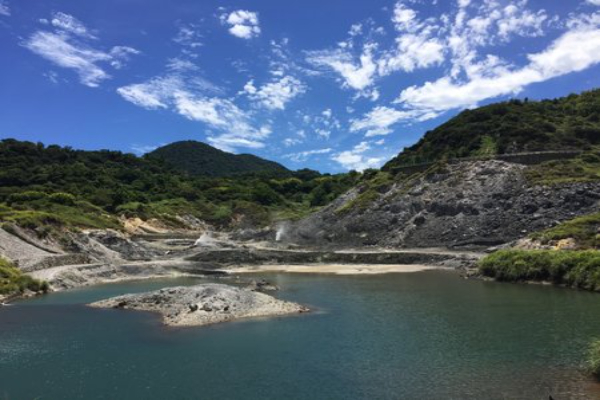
xmin=148 ymin=140 xmax=290 ymax=178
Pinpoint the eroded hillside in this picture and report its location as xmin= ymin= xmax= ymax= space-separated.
xmin=284 ymin=160 xmax=600 ymax=249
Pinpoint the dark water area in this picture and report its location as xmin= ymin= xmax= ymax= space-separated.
xmin=1 ymin=271 xmax=600 ymax=399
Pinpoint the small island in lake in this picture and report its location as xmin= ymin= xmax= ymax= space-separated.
xmin=89 ymin=283 xmax=309 ymax=327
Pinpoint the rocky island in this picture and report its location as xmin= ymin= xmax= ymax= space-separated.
xmin=89 ymin=283 xmax=309 ymax=327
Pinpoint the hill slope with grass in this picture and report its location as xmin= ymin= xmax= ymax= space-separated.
xmin=149 ymin=141 xmax=290 ymax=177
xmin=384 ymin=88 xmax=600 ymax=170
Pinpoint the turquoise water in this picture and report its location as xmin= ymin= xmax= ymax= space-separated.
xmin=1 ymin=271 xmax=600 ymax=399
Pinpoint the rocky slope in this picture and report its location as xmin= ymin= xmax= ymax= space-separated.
xmin=283 ymin=160 xmax=600 ymax=249
xmin=89 ymin=284 xmax=308 ymax=327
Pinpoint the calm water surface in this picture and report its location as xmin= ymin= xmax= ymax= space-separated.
xmin=1 ymin=271 xmax=600 ymax=400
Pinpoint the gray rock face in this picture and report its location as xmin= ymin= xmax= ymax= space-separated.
xmin=285 ymin=161 xmax=600 ymax=249
xmin=89 ymin=284 xmax=308 ymax=327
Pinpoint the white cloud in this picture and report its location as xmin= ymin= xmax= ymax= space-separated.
xmin=50 ymin=12 xmax=95 ymax=39
xmin=220 ymin=10 xmax=261 ymax=39
xmin=588 ymin=0 xmax=600 ymax=5
xmin=378 ymin=33 xmax=445 ymax=75
xmin=118 ymin=70 xmax=269 ymax=152
xmin=243 ymin=80 xmax=257 ymax=95
xmin=24 ymin=13 xmax=139 ymax=87
xmin=244 ymin=76 xmax=306 ymax=110
xmin=331 ymin=142 xmax=383 ymax=171
xmin=392 ymin=3 xmax=420 ymax=33
xmin=0 ymin=0 xmax=10 ymax=16
xmin=284 ymin=148 xmax=332 ymax=163
xmin=496 ymin=5 xmax=548 ymax=41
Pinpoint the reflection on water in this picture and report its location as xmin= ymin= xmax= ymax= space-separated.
xmin=1 ymin=271 xmax=600 ymax=400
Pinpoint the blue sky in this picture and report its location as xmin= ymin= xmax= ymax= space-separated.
xmin=1 ymin=0 xmax=600 ymax=172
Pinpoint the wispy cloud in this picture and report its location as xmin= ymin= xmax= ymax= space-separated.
xmin=307 ymin=0 xmax=555 ymax=95
xmin=331 ymin=141 xmax=383 ymax=171
xmin=396 ymin=14 xmax=600 ymax=113
xmin=322 ymin=1 xmax=600 ymax=139
xmin=118 ymin=67 xmax=270 ymax=152
xmin=173 ymin=23 xmax=204 ymax=58
xmin=284 ymin=148 xmax=332 ymax=162
xmin=0 ymin=0 xmax=10 ymax=17
xmin=297 ymin=108 xmax=342 ymax=141
xmin=24 ymin=12 xmax=139 ymax=87
xmin=306 ymin=44 xmax=378 ymax=91
xmin=350 ymin=106 xmax=437 ymax=137
xmin=50 ymin=11 xmax=96 ymax=39
xmin=131 ymin=144 xmax=160 ymax=155
xmin=24 ymin=31 xmax=112 ymax=87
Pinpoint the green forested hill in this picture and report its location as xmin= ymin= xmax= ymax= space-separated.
xmin=149 ymin=141 xmax=290 ymax=177
xmin=0 ymin=139 xmax=357 ymax=231
xmin=384 ymin=89 xmax=600 ymax=170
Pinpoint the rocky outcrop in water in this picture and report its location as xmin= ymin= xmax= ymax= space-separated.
xmin=284 ymin=161 xmax=600 ymax=249
xmin=89 ymin=284 xmax=308 ymax=327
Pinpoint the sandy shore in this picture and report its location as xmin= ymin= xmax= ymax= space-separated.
xmin=226 ymin=263 xmax=443 ymax=275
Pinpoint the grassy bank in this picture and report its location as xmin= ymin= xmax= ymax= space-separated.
xmin=479 ymin=250 xmax=600 ymax=291
xmin=0 ymin=258 xmax=48 ymax=297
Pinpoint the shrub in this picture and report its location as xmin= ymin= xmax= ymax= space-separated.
xmin=6 ymin=191 xmax=47 ymax=205
xmin=0 ymin=258 xmax=49 ymax=296
xmin=48 ymin=192 xmax=76 ymax=206
xmin=232 ymin=201 xmax=270 ymax=227
xmin=588 ymin=339 xmax=600 ymax=379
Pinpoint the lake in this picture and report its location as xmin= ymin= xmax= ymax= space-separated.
xmin=1 ymin=271 xmax=600 ymax=399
